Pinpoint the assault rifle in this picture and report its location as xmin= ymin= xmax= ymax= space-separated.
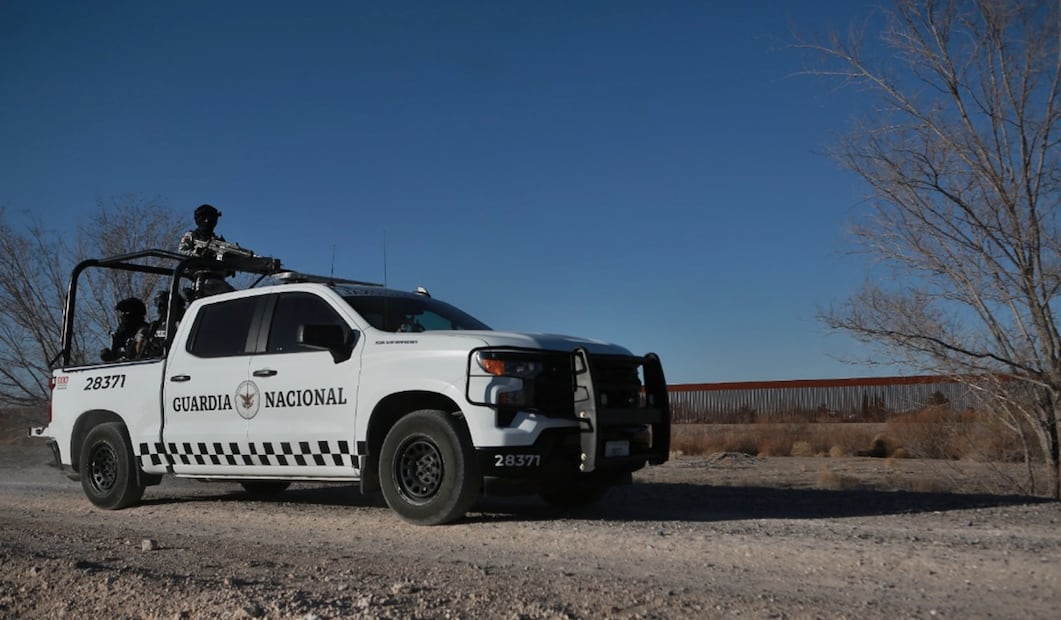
xmin=189 ymin=237 xmax=257 ymax=261
xmin=187 ymin=238 xmax=282 ymax=275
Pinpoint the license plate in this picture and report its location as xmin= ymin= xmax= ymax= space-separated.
xmin=604 ymin=440 xmax=629 ymax=457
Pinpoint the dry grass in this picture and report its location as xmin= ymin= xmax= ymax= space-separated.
xmin=671 ymin=408 xmax=1031 ymax=463
xmin=668 ymin=412 xmax=1050 ymax=495
xmin=883 ymin=407 xmax=1034 ymax=461
xmin=670 ymin=423 xmax=884 ymax=458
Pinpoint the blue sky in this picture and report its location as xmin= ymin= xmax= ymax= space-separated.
xmin=1 ymin=1 xmax=896 ymax=384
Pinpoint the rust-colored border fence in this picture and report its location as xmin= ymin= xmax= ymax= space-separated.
xmin=667 ymin=376 xmax=979 ymax=424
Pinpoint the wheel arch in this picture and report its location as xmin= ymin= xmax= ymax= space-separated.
xmin=360 ymin=390 xmax=468 ymax=493
xmin=70 ymin=409 xmax=126 ymax=474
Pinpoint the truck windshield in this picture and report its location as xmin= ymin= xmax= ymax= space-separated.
xmin=341 ymin=293 xmax=491 ymax=333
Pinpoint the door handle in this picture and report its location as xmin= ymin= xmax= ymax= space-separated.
xmin=170 ymin=375 xmax=191 ymax=382
xmin=252 ymin=369 xmax=278 ymax=377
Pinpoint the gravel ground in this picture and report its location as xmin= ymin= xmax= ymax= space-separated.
xmin=1 ymin=420 xmax=1059 ymax=619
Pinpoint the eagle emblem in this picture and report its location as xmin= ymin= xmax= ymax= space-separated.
xmin=234 ymin=380 xmax=261 ymax=419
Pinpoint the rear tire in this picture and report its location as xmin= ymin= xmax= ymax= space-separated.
xmin=379 ymin=410 xmax=480 ymax=525
xmin=79 ymin=422 xmax=145 ymax=510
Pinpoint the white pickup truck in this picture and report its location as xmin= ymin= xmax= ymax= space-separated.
xmin=34 ymin=249 xmax=670 ymax=524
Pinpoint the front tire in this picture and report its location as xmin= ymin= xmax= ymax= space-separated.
xmin=79 ymin=422 xmax=145 ymax=510
xmin=379 ymin=410 xmax=480 ymax=525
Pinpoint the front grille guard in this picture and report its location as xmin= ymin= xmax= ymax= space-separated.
xmin=573 ymin=348 xmax=670 ymax=472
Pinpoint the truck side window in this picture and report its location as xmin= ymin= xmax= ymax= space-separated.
xmin=267 ymin=292 xmax=350 ymax=354
xmin=187 ymin=297 xmax=259 ymax=357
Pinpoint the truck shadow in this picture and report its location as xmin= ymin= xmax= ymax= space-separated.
xmin=139 ymin=480 xmax=1052 ymax=523
xmin=467 ymin=482 xmax=1053 ymax=523
xmin=139 ymin=481 xmax=387 ymax=509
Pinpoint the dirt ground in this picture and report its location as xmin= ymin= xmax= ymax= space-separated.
xmin=1 ymin=413 xmax=1059 ymax=619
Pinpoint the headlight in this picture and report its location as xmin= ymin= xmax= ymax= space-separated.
xmin=474 ymin=351 xmax=544 ymax=379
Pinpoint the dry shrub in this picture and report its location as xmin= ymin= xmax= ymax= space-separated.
xmin=854 ymin=433 xmax=904 ymax=457
xmin=722 ymin=433 xmax=760 ymax=455
xmin=671 ymin=423 xmax=883 ymax=458
xmin=755 ymin=423 xmax=821 ymax=456
xmin=885 ymin=407 xmax=959 ymax=459
xmin=756 ymin=436 xmax=787 ymax=457
xmin=956 ymin=412 xmax=1039 ymax=462
xmin=790 ymin=440 xmax=815 ymax=457
xmin=670 ymin=417 xmax=1030 ymax=461
xmin=667 ymin=426 xmax=709 ymax=455
xmin=826 ymin=424 xmax=881 ymax=453
xmin=885 ymin=407 xmax=1029 ymax=461
xmin=669 ymin=425 xmax=758 ymax=456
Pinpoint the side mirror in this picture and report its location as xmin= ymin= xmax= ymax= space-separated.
xmin=297 ymin=324 xmax=357 ymax=363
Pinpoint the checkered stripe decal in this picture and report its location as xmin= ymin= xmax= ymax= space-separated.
xmin=138 ymin=440 xmax=361 ymax=468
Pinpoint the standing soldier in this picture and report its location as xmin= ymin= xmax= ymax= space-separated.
xmin=178 ymin=204 xmax=235 ymax=297
xmin=178 ymin=203 xmax=225 ymax=255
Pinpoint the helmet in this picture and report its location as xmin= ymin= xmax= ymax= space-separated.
xmin=115 ymin=297 xmax=146 ymax=317
xmin=194 ymin=204 xmax=221 ymax=227
xmin=154 ymin=291 xmax=185 ymax=312
xmin=194 ymin=204 xmax=221 ymax=219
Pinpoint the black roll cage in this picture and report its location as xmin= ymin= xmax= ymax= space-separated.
xmin=52 ymin=248 xmax=282 ymax=368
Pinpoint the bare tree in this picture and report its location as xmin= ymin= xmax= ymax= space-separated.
xmin=0 ymin=211 xmax=71 ymax=407
xmin=0 ymin=196 xmax=185 ymax=408
xmin=799 ymin=0 xmax=1061 ymax=496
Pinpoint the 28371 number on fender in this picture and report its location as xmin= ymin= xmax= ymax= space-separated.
xmin=493 ymin=454 xmax=541 ymax=468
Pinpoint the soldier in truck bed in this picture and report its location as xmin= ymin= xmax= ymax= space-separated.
xmin=100 ymin=297 xmax=149 ymax=362
xmin=135 ymin=291 xmax=186 ymax=358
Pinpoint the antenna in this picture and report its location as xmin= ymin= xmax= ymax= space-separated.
xmin=383 ymin=229 xmax=388 ymax=286
xmin=330 ymin=244 xmax=336 ymax=278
